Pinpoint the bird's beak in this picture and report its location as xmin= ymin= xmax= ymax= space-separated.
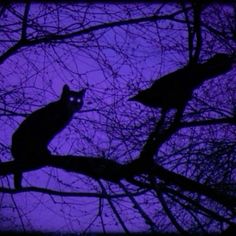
xmin=128 ymin=96 xmax=136 ymax=101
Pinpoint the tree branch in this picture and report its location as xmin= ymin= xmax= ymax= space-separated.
xmin=181 ymin=117 xmax=236 ymax=128
xmin=0 ymin=186 xmax=147 ymax=199
xmin=98 ymin=180 xmax=130 ymax=234
xmin=155 ymin=188 xmax=189 ymax=235
xmin=21 ymin=0 xmax=31 ymax=40
xmin=0 ymin=9 xmax=185 ymax=65
xmin=0 ymin=155 xmax=125 ymax=183
xmin=1 ymin=154 xmax=235 ymax=211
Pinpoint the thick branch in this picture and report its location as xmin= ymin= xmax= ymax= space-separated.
xmin=0 ymin=154 xmax=235 ymax=210
xmin=0 ymin=155 xmax=125 ymax=183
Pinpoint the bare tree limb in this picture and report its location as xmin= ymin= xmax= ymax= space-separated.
xmin=1 ymin=154 xmax=235 ymax=211
xmin=98 ymin=180 xmax=130 ymax=234
xmin=21 ymin=0 xmax=31 ymax=40
xmin=0 ymin=8 xmax=186 ymax=65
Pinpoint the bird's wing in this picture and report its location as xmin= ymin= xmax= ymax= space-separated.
xmin=151 ymin=67 xmax=189 ymax=91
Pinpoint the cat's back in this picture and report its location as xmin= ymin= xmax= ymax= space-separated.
xmin=12 ymin=100 xmax=70 ymax=140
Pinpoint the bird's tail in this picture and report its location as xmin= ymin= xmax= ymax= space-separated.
xmin=196 ymin=53 xmax=235 ymax=85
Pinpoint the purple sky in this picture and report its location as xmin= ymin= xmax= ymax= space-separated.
xmin=0 ymin=2 xmax=236 ymax=234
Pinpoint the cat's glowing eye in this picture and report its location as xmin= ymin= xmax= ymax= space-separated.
xmin=77 ymin=98 xmax=81 ymax=103
xmin=69 ymin=97 xmax=74 ymax=101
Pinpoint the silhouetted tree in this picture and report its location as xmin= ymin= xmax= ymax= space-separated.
xmin=0 ymin=1 xmax=235 ymax=234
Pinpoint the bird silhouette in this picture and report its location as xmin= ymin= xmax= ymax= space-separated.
xmin=129 ymin=53 xmax=234 ymax=110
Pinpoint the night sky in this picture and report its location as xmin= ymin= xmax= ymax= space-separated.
xmin=0 ymin=1 xmax=236 ymax=234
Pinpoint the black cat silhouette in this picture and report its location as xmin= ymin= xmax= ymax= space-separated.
xmin=11 ymin=85 xmax=86 ymax=189
xmin=129 ymin=53 xmax=234 ymax=110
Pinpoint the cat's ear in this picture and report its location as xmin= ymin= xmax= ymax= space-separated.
xmin=80 ymin=89 xmax=86 ymax=97
xmin=61 ymin=84 xmax=70 ymax=99
xmin=63 ymin=84 xmax=70 ymax=94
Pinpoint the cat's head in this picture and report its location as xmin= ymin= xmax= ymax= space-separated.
xmin=61 ymin=84 xmax=86 ymax=112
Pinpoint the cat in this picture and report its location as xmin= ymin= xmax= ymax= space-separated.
xmin=11 ymin=84 xmax=86 ymax=189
